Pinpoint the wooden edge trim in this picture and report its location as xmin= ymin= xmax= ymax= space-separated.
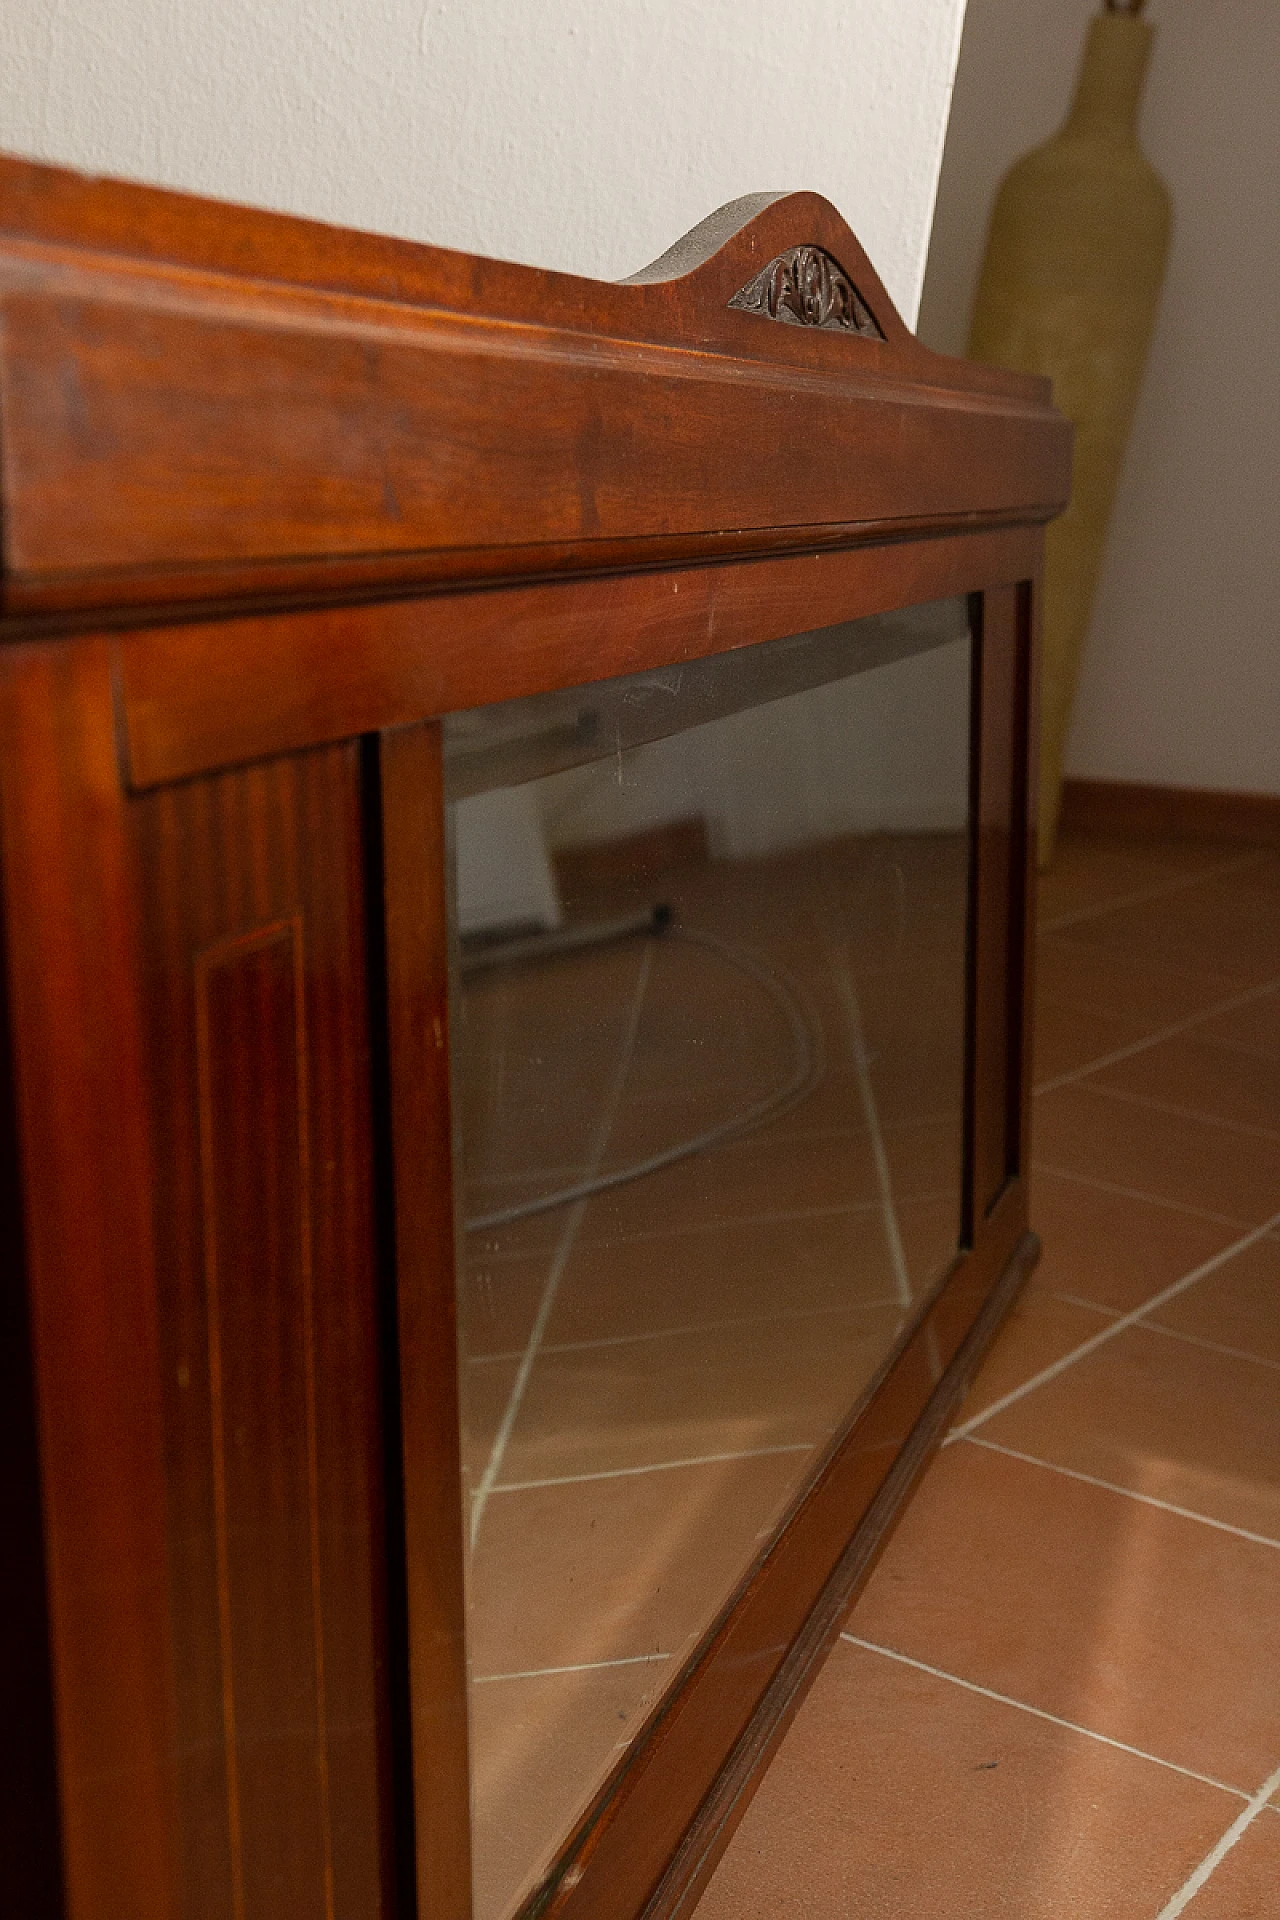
xmin=1019 ymin=582 xmax=1042 ymax=1186
xmin=0 ymin=738 xmax=65 ymax=1914
xmin=640 ymin=1227 xmax=1041 ymax=1920
xmin=2 ymin=510 xmax=1058 ymax=634
xmin=0 ymin=637 xmax=176 ymax=1917
xmin=376 ymin=721 xmax=473 ymax=1919
xmin=118 ymin=524 xmax=1042 ymax=790
xmin=1059 ymin=777 xmax=1280 ymax=850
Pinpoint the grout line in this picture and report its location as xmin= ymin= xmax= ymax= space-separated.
xmin=1075 ymin=1079 xmax=1280 ymax=1145
xmin=947 ymin=1205 xmax=1280 ymax=1441
xmin=469 ymin=942 xmax=654 ymax=1546
xmin=841 ymin=1636 xmax=1250 ymax=1802
xmin=1033 ymin=1162 xmax=1249 ymax=1230
xmin=1033 ymin=976 xmax=1280 ymax=1097
xmin=466 ymin=1164 xmax=588 ymax=1190
xmin=479 ymin=1442 xmax=815 ymax=1497
xmin=1036 ymin=1288 xmax=1123 ymax=1320
xmin=1028 ymin=1290 xmax=1280 ymax=1381
xmin=833 ymin=960 xmax=913 ymax=1309
xmin=465 ymin=1191 xmax=961 ymax=1264
xmin=468 ymin=1114 xmax=942 ymax=1192
xmin=1037 ymin=851 xmax=1265 ymax=934
xmin=751 ymin=1107 xmax=957 ymax=1147
xmin=470 ymin=1108 xmax=954 ymax=1213
xmin=472 ymin=1652 xmax=671 ymax=1686
xmin=961 ymin=1437 xmax=1280 ymax=1555
xmin=1136 ymin=1317 xmax=1280 ymax=1377
xmin=567 ymin=1181 xmax=957 ymax=1250
xmin=468 ymin=1293 xmax=907 ymax=1365
xmin=1153 ymin=1757 xmax=1280 ymax=1918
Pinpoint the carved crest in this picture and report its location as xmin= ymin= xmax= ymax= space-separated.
xmin=728 ymin=245 xmax=883 ymax=338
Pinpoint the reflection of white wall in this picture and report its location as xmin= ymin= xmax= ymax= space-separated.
xmin=539 ymin=639 xmax=972 ymax=858
xmin=538 ymin=736 xmax=707 ymax=856
xmin=455 ymin=789 xmax=562 ymax=936
xmin=713 ymin=639 xmax=972 ymax=855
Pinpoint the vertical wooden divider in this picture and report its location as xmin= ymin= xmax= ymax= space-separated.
xmin=967 ymin=584 xmax=1032 ymax=1228
xmin=374 ymin=721 xmax=473 ymax=1919
xmin=1017 ymin=578 xmax=1042 ymax=1184
xmin=0 ymin=638 xmax=176 ymax=1920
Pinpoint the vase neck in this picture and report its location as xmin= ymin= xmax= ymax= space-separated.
xmin=1061 ymin=13 xmax=1154 ymax=142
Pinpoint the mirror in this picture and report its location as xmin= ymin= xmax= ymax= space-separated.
xmin=445 ymin=597 xmax=974 ymax=1916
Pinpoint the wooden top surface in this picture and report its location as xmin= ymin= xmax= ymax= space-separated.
xmin=0 ymin=153 xmax=1070 ymax=630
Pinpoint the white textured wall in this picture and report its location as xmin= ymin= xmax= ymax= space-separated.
xmin=3 ymin=0 xmax=967 ymax=322
xmin=919 ymin=0 xmax=1280 ymax=797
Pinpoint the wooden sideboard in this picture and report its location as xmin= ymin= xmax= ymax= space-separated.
xmin=0 ymin=156 xmax=1070 ymax=1920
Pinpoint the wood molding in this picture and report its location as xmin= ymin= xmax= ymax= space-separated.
xmin=0 ymin=157 xmax=1069 ymax=628
xmin=116 ymin=524 xmax=1042 ymax=790
xmin=1060 ymin=777 xmax=1280 ymax=849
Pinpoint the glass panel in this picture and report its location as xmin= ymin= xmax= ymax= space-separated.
xmin=446 ymin=597 xmax=973 ymax=1918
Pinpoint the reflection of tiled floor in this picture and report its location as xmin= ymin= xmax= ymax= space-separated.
xmin=456 ymin=830 xmax=969 ymax=1918
xmin=700 ymin=831 xmax=1280 ymax=1918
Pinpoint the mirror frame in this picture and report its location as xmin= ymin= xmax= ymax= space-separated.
xmin=0 ymin=155 xmax=1069 ymax=1920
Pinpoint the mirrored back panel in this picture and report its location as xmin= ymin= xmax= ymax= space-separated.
xmin=445 ymin=597 xmax=974 ymax=1917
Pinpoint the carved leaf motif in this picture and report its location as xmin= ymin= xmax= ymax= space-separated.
xmin=728 ymin=246 xmax=883 ymax=339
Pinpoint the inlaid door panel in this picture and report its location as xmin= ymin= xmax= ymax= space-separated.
xmin=131 ymin=745 xmax=390 ymax=1920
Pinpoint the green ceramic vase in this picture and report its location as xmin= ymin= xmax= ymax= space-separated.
xmin=968 ymin=4 xmax=1171 ymax=866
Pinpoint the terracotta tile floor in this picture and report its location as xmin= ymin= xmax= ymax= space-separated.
xmin=699 ymin=831 xmax=1280 ymax=1918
